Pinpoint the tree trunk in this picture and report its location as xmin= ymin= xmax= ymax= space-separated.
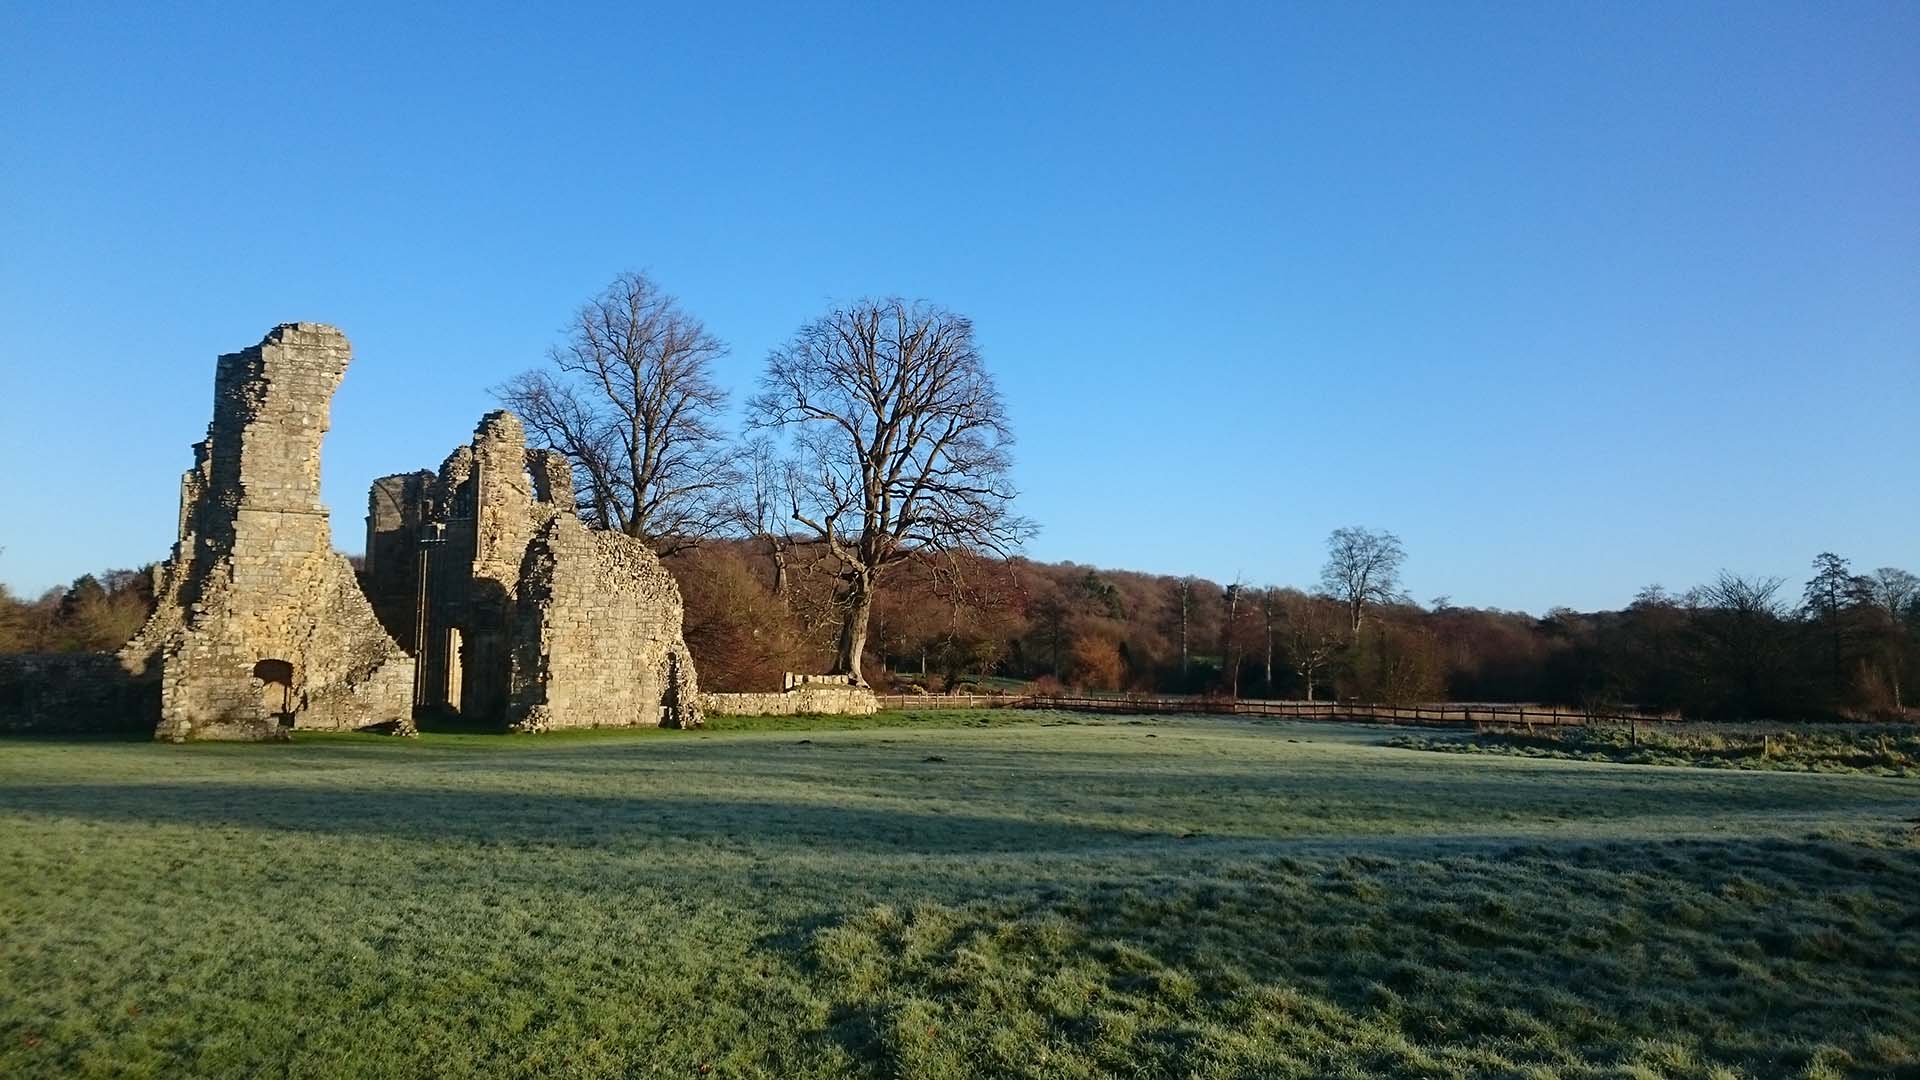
xmin=836 ymin=577 xmax=875 ymax=685
xmin=769 ymin=541 xmax=788 ymax=605
xmin=1179 ymin=589 xmax=1190 ymax=676
xmin=1223 ymin=587 xmax=1241 ymax=699
xmin=1264 ymin=626 xmax=1274 ymax=693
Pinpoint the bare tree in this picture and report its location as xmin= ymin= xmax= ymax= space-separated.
xmin=1221 ymin=580 xmax=1249 ymax=698
xmin=724 ymin=436 xmax=799 ymax=601
xmin=496 ymin=271 xmax=736 ymax=555
xmin=1868 ymin=567 xmax=1920 ymax=622
xmin=1698 ymin=571 xmax=1791 ymax=717
xmin=1319 ymin=526 xmax=1408 ymax=638
xmin=1866 ymin=567 xmax=1919 ymax=709
xmin=1280 ymin=591 xmax=1340 ymax=702
xmin=1260 ymin=586 xmax=1278 ymax=694
xmin=749 ymin=298 xmax=1032 ymax=685
xmin=1173 ymin=576 xmax=1195 ymax=679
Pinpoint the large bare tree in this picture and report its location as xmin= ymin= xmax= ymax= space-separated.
xmin=1319 ymin=526 xmax=1408 ymax=638
xmin=496 ymin=271 xmax=735 ymax=555
xmin=749 ymin=298 xmax=1031 ymax=684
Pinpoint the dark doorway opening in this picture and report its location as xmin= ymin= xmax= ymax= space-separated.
xmin=254 ymin=658 xmax=295 ymax=726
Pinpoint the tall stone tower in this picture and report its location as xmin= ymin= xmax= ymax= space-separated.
xmin=121 ymin=324 xmax=415 ymax=740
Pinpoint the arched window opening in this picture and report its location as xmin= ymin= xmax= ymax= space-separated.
xmin=254 ymin=658 xmax=295 ymax=725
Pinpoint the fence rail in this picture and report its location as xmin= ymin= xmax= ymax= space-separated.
xmin=878 ymin=691 xmax=1673 ymax=730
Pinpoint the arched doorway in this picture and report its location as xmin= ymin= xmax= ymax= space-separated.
xmin=254 ymin=659 xmax=294 ymax=725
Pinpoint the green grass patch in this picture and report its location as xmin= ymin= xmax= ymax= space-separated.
xmin=1389 ymin=724 xmax=1920 ymax=778
xmin=2 ymin=718 xmax=1916 ymax=1077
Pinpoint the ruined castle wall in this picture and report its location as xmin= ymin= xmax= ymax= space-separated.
xmin=510 ymin=516 xmax=701 ymax=729
xmin=353 ymin=404 xmax=702 ymax=732
xmin=410 ymin=445 xmax=476 ymax=714
xmin=426 ymin=413 xmax=536 ymax=722
xmin=471 ymin=412 xmax=540 ymax=596
xmin=362 ymin=470 xmax=434 ymax=648
xmin=120 ymin=324 xmax=415 ymax=741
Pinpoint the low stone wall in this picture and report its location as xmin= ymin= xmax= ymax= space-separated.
xmin=874 ymin=693 xmax=1026 ymax=710
xmin=700 ymin=684 xmax=879 ymax=717
xmin=0 ymin=654 xmax=160 ymax=735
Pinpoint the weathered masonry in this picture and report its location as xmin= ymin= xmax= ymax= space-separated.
xmin=362 ymin=411 xmax=702 ymax=731
xmin=120 ymin=324 xmax=416 ymax=740
xmin=3 ymin=322 xmax=702 ymax=740
xmin=700 ymin=673 xmax=879 ymax=717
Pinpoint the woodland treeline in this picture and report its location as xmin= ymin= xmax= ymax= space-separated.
xmin=4 ymin=544 xmax=1916 ymax=722
xmin=670 ymin=539 xmax=1919 ymax=720
xmin=4 ymin=270 xmax=1912 ymax=722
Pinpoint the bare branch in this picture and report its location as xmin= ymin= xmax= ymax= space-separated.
xmin=748 ymin=298 xmax=1034 ymax=683
xmin=495 ymin=271 xmax=738 ymax=555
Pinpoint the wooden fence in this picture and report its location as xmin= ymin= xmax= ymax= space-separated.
xmin=878 ymin=691 xmax=1673 ymax=730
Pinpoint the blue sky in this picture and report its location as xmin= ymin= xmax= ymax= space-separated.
xmin=2 ymin=3 xmax=1914 ymax=612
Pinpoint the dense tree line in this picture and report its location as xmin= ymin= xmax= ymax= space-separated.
xmin=0 ymin=569 xmax=153 ymax=654
xmin=666 ymin=538 xmax=1920 ymax=721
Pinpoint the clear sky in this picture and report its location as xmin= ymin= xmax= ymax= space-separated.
xmin=1 ymin=3 xmax=1914 ymax=613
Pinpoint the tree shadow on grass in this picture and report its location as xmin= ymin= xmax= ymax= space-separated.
xmin=0 ymin=781 xmax=1172 ymax=854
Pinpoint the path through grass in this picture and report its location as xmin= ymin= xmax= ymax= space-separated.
xmin=2 ymin=715 xmax=1916 ymax=1077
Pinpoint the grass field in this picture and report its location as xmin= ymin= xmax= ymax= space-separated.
xmin=3 ymin=711 xmax=1917 ymax=1078
xmin=1387 ymin=724 xmax=1920 ymax=778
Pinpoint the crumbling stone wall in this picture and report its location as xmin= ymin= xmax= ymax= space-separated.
xmin=700 ymin=684 xmax=879 ymax=717
xmin=0 ymin=655 xmax=160 ymax=735
xmin=366 ymin=412 xmax=701 ymax=730
xmin=509 ymin=516 xmax=702 ymax=728
xmin=121 ymin=324 xmax=415 ymax=741
xmin=363 ymin=469 xmax=434 ymax=644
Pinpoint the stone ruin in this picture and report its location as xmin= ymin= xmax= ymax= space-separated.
xmin=361 ymin=412 xmax=700 ymax=732
xmin=99 ymin=323 xmax=700 ymax=740
xmin=120 ymin=324 xmax=416 ymax=740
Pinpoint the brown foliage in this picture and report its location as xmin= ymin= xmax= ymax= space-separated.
xmin=0 ymin=570 xmax=154 ymax=653
xmin=667 ymin=547 xmax=821 ymax=691
xmin=651 ymin=530 xmax=1919 ymax=720
xmin=1068 ymin=627 xmax=1126 ymax=692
